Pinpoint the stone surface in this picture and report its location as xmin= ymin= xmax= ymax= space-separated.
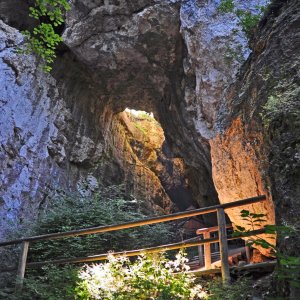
xmin=211 ymin=0 xmax=300 ymax=261
xmin=180 ymin=0 xmax=252 ymax=139
xmin=107 ymin=109 xmax=197 ymax=213
xmin=0 ymin=1 xmax=298 ymax=278
xmin=0 ymin=20 xmax=68 ymax=236
xmin=0 ymin=21 xmax=122 ymax=239
xmin=210 ymin=118 xmax=275 ymax=255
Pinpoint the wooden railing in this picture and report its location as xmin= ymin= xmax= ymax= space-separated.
xmin=0 ymin=195 xmax=267 ymax=292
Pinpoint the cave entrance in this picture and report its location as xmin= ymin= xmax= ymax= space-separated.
xmin=111 ymin=108 xmax=196 ymax=214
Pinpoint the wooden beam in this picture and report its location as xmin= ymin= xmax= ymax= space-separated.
xmin=27 ymin=236 xmax=220 ymax=267
xmin=245 ymin=246 xmax=251 ymax=263
xmin=196 ymin=224 xmax=233 ymax=235
xmin=217 ymin=208 xmax=230 ymax=284
xmin=15 ymin=241 xmax=29 ymax=293
xmin=0 ymin=195 xmax=266 ymax=247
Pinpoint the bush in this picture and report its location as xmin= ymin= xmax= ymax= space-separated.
xmin=20 ymin=185 xmax=177 ymax=299
xmin=75 ymin=252 xmax=207 ymax=300
xmin=28 ymin=185 xmax=175 ymax=262
xmin=206 ymin=277 xmax=252 ymax=300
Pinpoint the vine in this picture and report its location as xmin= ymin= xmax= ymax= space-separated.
xmin=22 ymin=0 xmax=71 ymax=72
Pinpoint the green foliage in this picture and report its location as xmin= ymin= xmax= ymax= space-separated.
xmin=19 ymin=265 xmax=79 ymax=300
xmin=232 ymin=209 xmax=271 ymax=249
xmin=206 ymin=277 xmax=252 ymax=300
xmin=22 ymin=0 xmax=70 ymax=72
xmin=28 ymin=185 xmax=175 ymax=261
xmin=218 ymin=0 xmax=235 ymax=13
xmin=133 ymin=122 xmax=148 ymax=135
xmin=21 ymin=185 xmax=176 ymax=299
xmin=218 ymin=0 xmax=270 ymax=40
xmin=236 ymin=9 xmax=261 ymax=39
xmin=260 ymin=95 xmax=289 ymax=128
xmin=234 ymin=210 xmax=300 ymax=290
xmin=74 ymin=252 xmax=206 ymax=300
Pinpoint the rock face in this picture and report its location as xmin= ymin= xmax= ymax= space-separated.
xmin=210 ymin=0 xmax=300 ymax=274
xmin=0 ymin=20 xmax=71 ymax=236
xmin=210 ymin=118 xmax=275 ymax=254
xmin=107 ymin=109 xmax=196 ymax=213
xmin=0 ymin=1 xmax=298 ymax=280
xmin=211 ymin=0 xmax=300 ymax=259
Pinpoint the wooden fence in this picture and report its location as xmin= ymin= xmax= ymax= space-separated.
xmin=0 ymin=195 xmax=267 ymax=292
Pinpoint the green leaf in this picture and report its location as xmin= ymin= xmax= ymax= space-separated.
xmin=235 ymin=225 xmax=246 ymax=232
xmin=240 ymin=210 xmax=250 ymax=216
xmin=253 ymin=219 xmax=267 ymax=223
xmin=250 ymin=213 xmax=266 ymax=218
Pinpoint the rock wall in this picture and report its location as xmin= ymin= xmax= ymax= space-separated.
xmin=0 ymin=21 xmax=73 ymax=237
xmin=211 ymin=0 xmax=300 ymax=261
xmin=210 ymin=118 xmax=275 ymax=254
xmin=106 ymin=109 xmax=197 ymax=213
xmin=1 ymin=0 xmax=298 ymax=266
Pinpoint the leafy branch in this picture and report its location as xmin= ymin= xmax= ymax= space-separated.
xmin=22 ymin=0 xmax=71 ymax=72
xmin=234 ymin=209 xmax=300 ymax=288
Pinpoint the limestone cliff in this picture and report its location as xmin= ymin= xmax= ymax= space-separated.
xmin=212 ymin=0 xmax=300 ymax=264
xmin=106 ymin=109 xmax=198 ymax=213
xmin=0 ymin=2 xmax=298 ymax=281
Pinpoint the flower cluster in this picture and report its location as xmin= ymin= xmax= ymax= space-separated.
xmin=75 ymin=252 xmax=207 ymax=300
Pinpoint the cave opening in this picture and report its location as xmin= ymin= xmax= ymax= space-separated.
xmin=111 ymin=107 xmax=197 ymax=214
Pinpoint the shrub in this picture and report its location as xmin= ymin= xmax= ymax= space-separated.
xmin=234 ymin=210 xmax=300 ymax=291
xmin=18 ymin=185 xmax=177 ymax=299
xmin=27 ymin=185 xmax=175 ymax=262
xmin=75 ymin=252 xmax=207 ymax=300
xmin=206 ymin=277 xmax=252 ymax=300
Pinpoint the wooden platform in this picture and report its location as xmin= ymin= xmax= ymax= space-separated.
xmin=188 ymin=261 xmax=277 ymax=277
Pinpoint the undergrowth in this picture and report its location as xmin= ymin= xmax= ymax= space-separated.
xmin=9 ymin=185 xmax=177 ymax=299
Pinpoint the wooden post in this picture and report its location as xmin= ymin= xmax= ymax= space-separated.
xmin=15 ymin=241 xmax=29 ymax=293
xmin=198 ymin=245 xmax=204 ymax=266
xmin=245 ymin=245 xmax=251 ymax=263
xmin=203 ymin=231 xmax=211 ymax=269
xmin=217 ymin=208 xmax=230 ymax=284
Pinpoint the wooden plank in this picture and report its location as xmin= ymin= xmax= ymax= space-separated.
xmin=15 ymin=241 xmax=29 ymax=293
xmin=217 ymin=208 xmax=230 ymax=284
xmin=26 ymin=229 xmax=266 ymax=268
xmin=27 ymin=236 xmax=220 ymax=267
xmin=233 ymin=260 xmax=276 ymax=272
xmin=187 ymin=268 xmax=222 ymax=276
xmin=186 ymin=261 xmax=276 ymax=277
xmin=0 ymin=195 xmax=266 ymax=247
xmin=196 ymin=224 xmax=232 ymax=235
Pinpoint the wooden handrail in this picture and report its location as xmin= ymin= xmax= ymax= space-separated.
xmin=0 ymin=195 xmax=266 ymax=247
xmin=196 ymin=224 xmax=233 ymax=234
xmin=26 ymin=229 xmax=266 ymax=268
xmin=1 ymin=194 xmax=267 ymax=293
